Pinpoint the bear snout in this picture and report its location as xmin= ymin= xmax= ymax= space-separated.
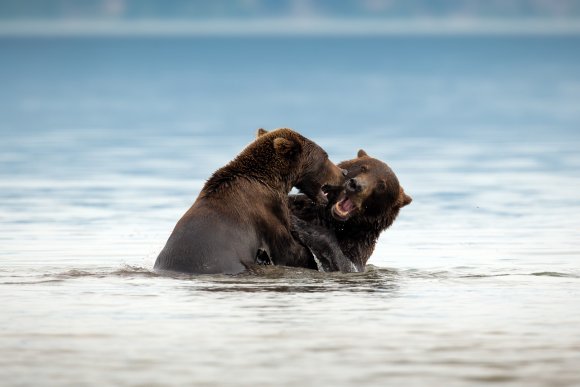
xmin=324 ymin=161 xmax=347 ymax=187
xmin=346 ymin=178 xmax=363 ymax=193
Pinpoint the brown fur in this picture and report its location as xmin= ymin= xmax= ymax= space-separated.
xmin=289 ymin=149 xmax=411 ymax=272
xmin=154 ymin=128 xmax=345 ymax=275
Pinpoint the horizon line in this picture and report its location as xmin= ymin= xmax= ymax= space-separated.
xmin=1 ymin=18 xmax=580 ymax=36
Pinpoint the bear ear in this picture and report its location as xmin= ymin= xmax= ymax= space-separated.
xmin=357 ymin=149 xmax=369 ymax=158
xmin=274 ymin=137 xmax=300 ymax=158
xmin=256 ymin=128 xmax=268 ymax=138
xmin=396 ymin=187 xmax=412 ymax=208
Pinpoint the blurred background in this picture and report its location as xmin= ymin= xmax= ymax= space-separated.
xmin=1 ymin=1 xmax=580 ymax=386
xmin=1 ymin=0 xmax=579 ymax=263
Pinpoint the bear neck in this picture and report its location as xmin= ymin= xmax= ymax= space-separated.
xmin=202 ymin=147 xmax=297 ymax=197
xmin=331 ymin=208 xmax=401 ymax=267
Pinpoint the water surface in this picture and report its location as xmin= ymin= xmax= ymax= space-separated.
xmin=1 ymin=36 xmax=580 ymax=386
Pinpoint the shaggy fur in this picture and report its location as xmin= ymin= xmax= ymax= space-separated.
xmin=289 ymin=150 xmax=412 ymax=272
xmin=154 ymin=128 xmax=345 ymax=275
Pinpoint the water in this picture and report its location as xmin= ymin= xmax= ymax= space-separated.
xmin=1 ymin=36 xmax=580 ymax=386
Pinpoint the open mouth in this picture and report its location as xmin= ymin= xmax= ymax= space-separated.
xmin=332 ymin=196 xmax=356 ymax=220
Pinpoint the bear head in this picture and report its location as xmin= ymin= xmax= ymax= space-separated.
xmin=329 ymin=149 xmax=412 ymax=223
xmin=257 ymin=128 xmax=345 ymax=205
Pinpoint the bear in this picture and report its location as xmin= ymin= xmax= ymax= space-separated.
xmin=288 ymin=149 xmax=412 ymax=273
xmin=153 ymin=128 xmax=346 ymax=275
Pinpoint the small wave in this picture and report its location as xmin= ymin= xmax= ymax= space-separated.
xmin=4 ymin=264 xmax=576 ymax=289
xmin=51 ymin=269 xmax=97 ymax=278
xmin=1 ymin=265 xmax=160 ymax=285
xmin=1 ymin=279 xmax=65 ymax=285
xmin=110 ymin=265 xmax=160 ymax=277
xmin=396 ymin=269 xmax=580 ymax=280
xmin=48 ymin=265 xmax=158 ymax=279
xmin=459 ymin=274 xmax=512 ymax=278
xmin=530 ymin=271 xmax=579 ymax=278
xmin=399 ymin=268 xmax=450 ymax=279
xmin=169 ymin=265 xmax=401 ymax=294
xmin=459 ymin=271 xmax=579 ymax=279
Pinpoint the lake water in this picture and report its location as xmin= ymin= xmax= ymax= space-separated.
xmin=1 ymin=36 xmax=580 ymax=386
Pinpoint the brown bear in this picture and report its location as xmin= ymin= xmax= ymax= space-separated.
xmin=154 ymin=128 xmax=345 ymax=275
xmin=288 ymin=149 xmax=412 ymax=272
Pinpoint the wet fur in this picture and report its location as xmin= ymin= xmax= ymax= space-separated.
xmin=289 ymin=150 xmax=412 ymax=272
xmin=154 ymin=128 xmax=344 ymax=275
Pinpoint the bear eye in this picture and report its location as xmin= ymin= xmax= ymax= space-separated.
xmin=377 ymin=180 xmax=386 ymax=190
xmin=360 ymin=165 xmax=368 ymax=173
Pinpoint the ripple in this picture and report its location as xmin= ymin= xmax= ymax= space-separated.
xmin=50 ymin=265 xmax=159 ymax=279
xmin=530 ymin=271 xmax=580 ymax=278
xmin=2 ymin=264 xmax=578 ymax=288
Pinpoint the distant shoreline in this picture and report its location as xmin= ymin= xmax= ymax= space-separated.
xmin=1 ymin=18 xmax=580 ymax=37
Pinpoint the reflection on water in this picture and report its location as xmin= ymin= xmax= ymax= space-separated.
xmin=1 ymin=37 xmax=580 ymax=386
